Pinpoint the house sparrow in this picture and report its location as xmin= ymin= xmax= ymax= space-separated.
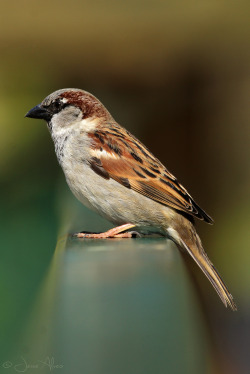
xmin=25 ymin=88 xmax=237 ymax=310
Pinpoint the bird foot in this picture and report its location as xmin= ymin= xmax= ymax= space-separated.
xmin=73 ymin=223 xmax=141 ymax=239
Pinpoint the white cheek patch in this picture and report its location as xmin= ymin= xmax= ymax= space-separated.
xmin=61 ymin=98 xmax=68 ymax=103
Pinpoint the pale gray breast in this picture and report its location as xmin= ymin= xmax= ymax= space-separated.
xmin=50 ymin=125 xmax=172 ymax=232
xmin=53 ymin=133 xmax=70 ymax=164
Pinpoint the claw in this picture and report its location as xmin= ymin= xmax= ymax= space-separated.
xmin=73 ymin=223 xmax=136 ymax=239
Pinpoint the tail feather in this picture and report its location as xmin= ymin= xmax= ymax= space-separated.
xmin=168 ymin=227 xmax=237 ymax=311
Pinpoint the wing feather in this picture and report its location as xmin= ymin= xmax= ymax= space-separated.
xmin=88 ymin=127 xmax=213 ymax=223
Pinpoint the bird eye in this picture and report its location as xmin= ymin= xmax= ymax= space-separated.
xmin=53 ymin=99 xmax=63 ymax=110
xmin=50 ymin=99 xmax=66 ymax=113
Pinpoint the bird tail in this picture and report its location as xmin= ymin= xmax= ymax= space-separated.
xmin=168 ymin=225 xmax=237 ymax=311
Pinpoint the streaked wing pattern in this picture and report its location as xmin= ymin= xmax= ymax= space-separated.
xmin=88 ymin=125 xmax=213 ymax=223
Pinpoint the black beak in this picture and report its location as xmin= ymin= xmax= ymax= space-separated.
xmin=25 ymin=104 xmax=52 ymax=122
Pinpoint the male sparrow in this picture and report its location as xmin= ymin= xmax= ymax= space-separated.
xmin=25 ymin=88 xmax=236 ymax=310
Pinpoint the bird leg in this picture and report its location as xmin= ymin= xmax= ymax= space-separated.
xmin=74 ymin=223 xmax=141 ymax=239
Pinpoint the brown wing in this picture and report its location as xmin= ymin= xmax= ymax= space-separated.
xmin=88 ymin=126 xmax=213 ymax=223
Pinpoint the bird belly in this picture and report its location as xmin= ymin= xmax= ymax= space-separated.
xmin=61 ymin=157 xmax=173 ymax=234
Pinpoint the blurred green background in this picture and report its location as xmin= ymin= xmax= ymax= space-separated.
xmin=0 ymin=0 xmax=249 ymax=373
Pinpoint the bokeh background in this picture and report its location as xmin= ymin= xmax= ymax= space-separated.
xmin=0 ymin=1 xmax=249 ymax=373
